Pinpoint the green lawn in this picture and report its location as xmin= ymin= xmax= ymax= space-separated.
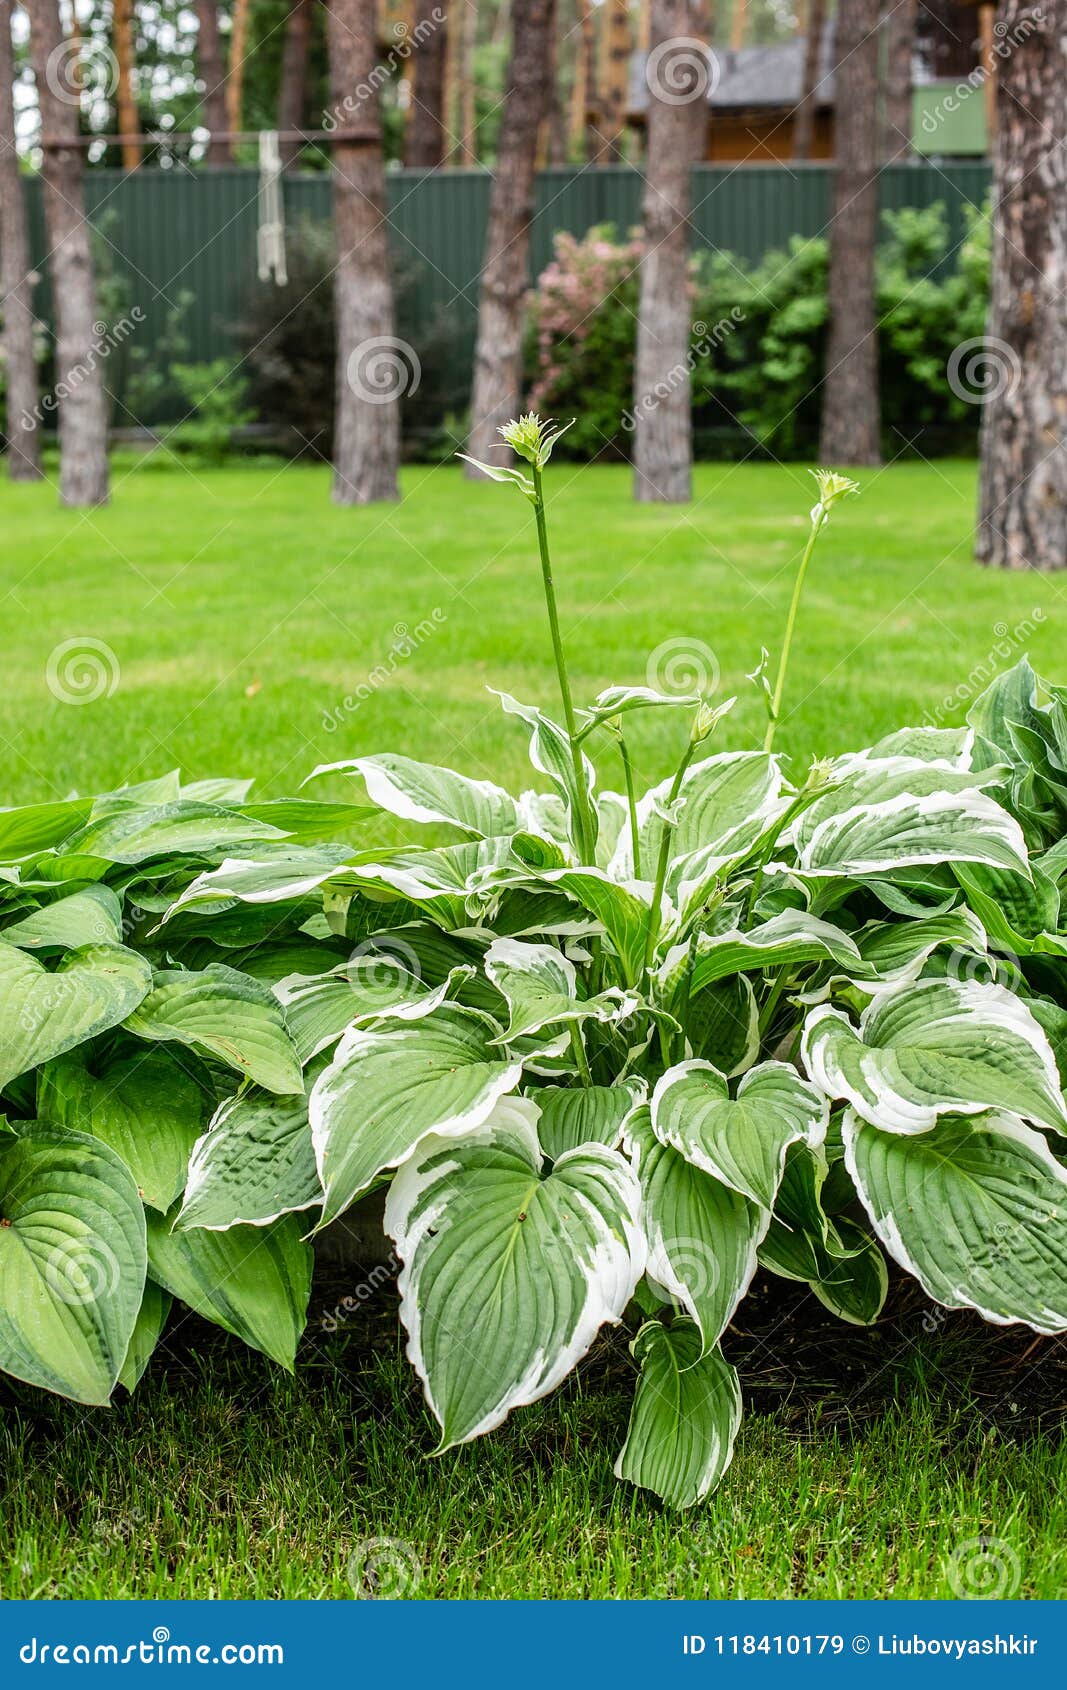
xmin=2 ymin=454 xmax=1067 ymax=1601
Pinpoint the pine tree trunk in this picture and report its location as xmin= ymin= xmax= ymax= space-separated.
xmin=405 ymin=0 xmax=449 ymax=165
xmin=28 ymin=0 xmax=109 ymax=506
xmin=792 ymin=0 xmax=824 ymax=160
xmin=328 ymin=0 xmax=401 ymax=504
xmin=278 ymin=0 xmax=315 ymax=165
xmin=593 ymin=0 xmax=632 ymax=162
xmin=632 ymin=2 xmax=708 ymax=502
xmin=466 ymin=0 xmax=557 ymax=471
xmin=882 ymin=0 xmax=915 ymax=161
xmin=569 ymin=0 xmax=596 ymax=162
xmin=228 ymin=0 xmax=251 ymax=139
xmin=195 ymin=0 xmax=231 ymax=163
xmin=0 ymin=0 xmax=41 ymax=480
xmin=451 ymin=0 xmax=478 ymax=162
xmin=113 ymin=0 xmax=142 ymax=168
xmin=977 ymin=0 xmax=1067 ymax=570
xmin=817 ymin=0 xmax=881 ymax=466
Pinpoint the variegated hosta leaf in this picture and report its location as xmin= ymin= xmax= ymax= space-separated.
xmin=307 ymin=753 xmax=525 ymax=840
xmin=124 ymin=963 xmax=304 ymax=1096
xmin=310 ymin=1005 xmax=523 ymax=1226
xmin=274 ymin=960 xmax=468 ymax=1064
xmin=651 ymin=1059 xmax=828 ymax=1208
xmin=492 ymin=690 xmax=598 ymax=855
xmin=802 ymin=978 xmax=1067 ymax=1136
xmin=1 ymin=885 xmax=124 ymax=951
xmin=659 ymin=909 xmax=861 ymax=1000
xmin=118 ymin=1279 xmax=172 ymax=1392
xmin=178 ymin=1092 xmax=321 ymax=1230
xmin=384 ymin=1097 xmax=644 ymax=1449
xmin=616 ymin=751 xmax=785 ymax=891
xmin=483 ymin=937 xmax=636 ymax=1042
xmin=0 ymin=940 xmax=152 ymax=1090
xmin=64 ymin=799 xmax=287 ymax=865
xmin=614 ymin=1320 xmax=741 ymax=1508
xmin=0 ymin=1128 xmax=147 ymax=1404
xmin=757 ymin=1147 xmax=887 ymax=1325
xmin=867 ymin=725 xmax=974 ymax=766
xmin=481 ymin=866 xmax=654 ymax=984
xmin=788 ymin=754 xmax=1029 ymax=878
xmin=536 ymin=1081 xmax=644 ymax=1160
xmin=159 ymin=848 xmax=354 ymax=922
xmin=145 ymin=1209 xmax=312 ymax=1369
xmin=848 ymin=907 xmax=988 ymax=986
xmin=844 ymin=1109 xmax=1067 ymax=1333
xmin=626 ymin=1105 xmax=766 ymax=1350
xmin=37 ymin=1048 xmax=205 ymax=1212
xmin=956 ymin=862 xmax=1066 ymax=957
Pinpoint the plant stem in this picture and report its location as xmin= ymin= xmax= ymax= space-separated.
xmin=569 ymin=1023 xmax=593 ymax=1087
xmin=763 ymin=509 xmax=826 ymax=755
xmin=618 ymin=732 xmax=642 ymax=879
xmin=641 ymin=740 xmax=696 ymax=976
xmin=757 ymin=964 xmax=789 ymax=1048
xmin=531 ymin=463 xmax=596 ymax=862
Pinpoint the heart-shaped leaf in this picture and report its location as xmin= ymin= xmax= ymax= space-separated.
xmin=651 ymin=1059 xmax=827 ymax=1208
xmin=614 ymin=1320 xmax=741 ymax=1508
xmin=0 ymin=941 xmax=152 ymax=1090
xmin=124 ymin=964 xmax=304 ymax=1096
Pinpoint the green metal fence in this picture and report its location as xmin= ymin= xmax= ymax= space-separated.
xmin=16 ymin=160 xmax=991 ymax=415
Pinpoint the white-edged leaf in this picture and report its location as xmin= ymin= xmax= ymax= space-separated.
xmin=307 ymin=753 xmax=524 ymax=840
xmin=626 ymin=1104 xmax=767 ymax=1350
xmin=844 ymin=1108 xmax=1067 ymax=1333
xmin=384 ymin=1096 xmax=644 ymax=1449
xmin=617 ymin=751 xmax=786 ymax=890
xmin=178 ymin=1091 xmax=321 ymax=1230
xmin=536 ymin=1080 xmax=644 ymax=1159
xmin=0 ymin=941 xmax=152 ymax=1089
xmin=802 ymin=977 xmax=1067 ymax=1135
xmin=310 ymin=1005 xmax=523 ymax=1226
xmin=492 ymin=690 xmax=597 ymax=853
xmin=660 ymin=909 xmax=861 ymax=999
xmin=0 ymin=1127 xmax=146 ymax=1404
xmin=614 ymin=1320 xmax=741 ymax=1508
xmin=124 ymin=964 xmax=304 ymax=1096
xmin=483 ymin=937 xmax=637 ymax=1041
xmin=37 ymin=1048 xmax=205 ymax=1212
xmin=145 ymin=1209 xmax=312 ymax=1369
xmin=651 ymin=1059 xmax=828 ymax=1208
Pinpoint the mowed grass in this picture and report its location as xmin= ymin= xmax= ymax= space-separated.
xmin=2 ymin=454 xmax=1067 ymax=1601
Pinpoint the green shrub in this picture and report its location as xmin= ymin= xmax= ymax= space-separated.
xmin=2 ymin=419 xmax=1065 ymax=1509
xmin=168 ymin=359 xmax=257 ymax=465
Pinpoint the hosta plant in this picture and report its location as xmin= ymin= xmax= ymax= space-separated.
xmin=3 ymin=417 xmax=1067 ymax=1509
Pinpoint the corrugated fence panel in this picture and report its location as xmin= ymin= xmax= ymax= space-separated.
xmin=12 ymin=161 xmax=990 ymax=414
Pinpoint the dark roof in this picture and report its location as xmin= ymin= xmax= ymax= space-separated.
xmin=628 ymin=20 xmax=837 ymax=117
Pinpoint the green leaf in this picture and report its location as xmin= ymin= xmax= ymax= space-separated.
xmin=64 ymin=799 xmax=290 ymax=864
xmin=845 ymin=1109 xmax=1067 ymax=1333
xmin=145 ymin=1209 xmax=312 ymax=1369
xmin=124 ymin=964 xmax=304 ymax=1095
xmin=614 ymin=1320 xmax=741 ymax=1508
xmin=179 ymin=1092 xmax=321 ymax=1230
xmin=622 ymin=751 xmax=785 ymax=892
xmin=2 ymin=886 xmax=124 ymax=951
xmin=0 ymin=1128 xmax=146 ymax=1404
xmin=790 ymin=754 xmax=1029 ymax=878
xmin=660 ymin=909 xmax=861 ymax=998
xmin=0 ymin=941 xmax=152 ymax=1090
xmin=492 ymin=690 xmax=597 ymax=854
xmin=310 ymin=1005 xmax=523 ymax=1226
xmin=384 ymin=1097 xmax=643 ymax=1449
xmin=309 ymin=754 xmax=524 ymax=840
xmin=626 ymin=1105 xmax=766 ymax=1350
xmin=118 ymin=1279 xmax=172 ymax=1391
xmin=536 ymin=1082 xmax=643 ymax=1159
xmin=37 ymin=1048 xmax=205 ymax=1212
xmin=802 ymin=977 xmax=1067 ymax=1135
xmin=274 ymin=958 xmax=454 ymax=1064
xmin=0 ymin=798 xmax=91 ymax=861
xmin=651 ymin=1059 xmax=827 ymax=1208
xmin=484 ymin=937 xmax=636 ymax=1042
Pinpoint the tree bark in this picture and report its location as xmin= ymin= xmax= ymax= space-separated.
xmin=405 ymin=0 xmax=449 ymax=165
xmin=632 ymin=0 xmax=708 ymax=502
xmin=278 ymin=0 xmax=315 ymax=164
xmin=977 ymin=0 xmax=1067 ymax=569
xmin=0 ymin=0 xmax=41 ymax=480
xmin=817 ymin=0 xmax=881 ymax=466
xmin=568 ymin=0 xmax=597 ymax=162
xmin=449 ymin=0 xmax=477 ymax=162
xmin=327 ymin=0 xmax=401 ymax=503
xmin=465 ymin=0 xmax=557 ymax=471
xmin=882 ymin=0 xmax=915 ymax=161
xmin=195 ymin=0 xmax=231 ymax=164
xmin=28 ymin=0 xmax=109 ymax=505
xmin=792 ymin=0 xmax=825 ymax=161
xmin=113 ymin=0 xmax=142 ymax=168
xmin=593 ymin=0 xmax=632 ymax=162
xmin=227 ymin=0 xmax=251 ymax=139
